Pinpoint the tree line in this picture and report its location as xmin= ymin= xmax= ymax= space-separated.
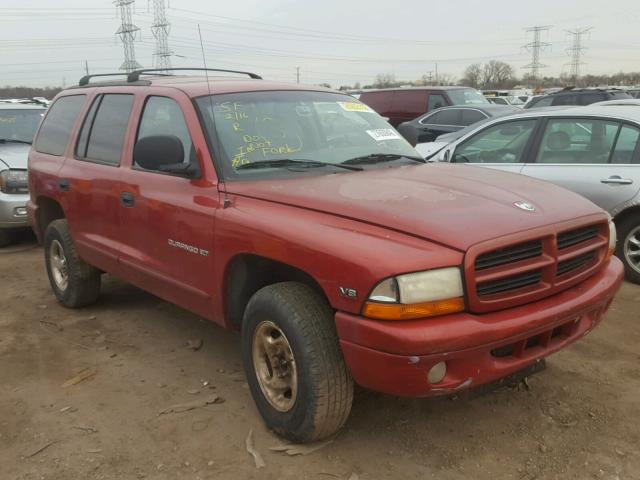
xmin=338 ymin=62 xmax=640 ymax=91
xmin=0 ymin=86 xmax=63 ymax=100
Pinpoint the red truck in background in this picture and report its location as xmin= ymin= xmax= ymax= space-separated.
xmin=27 ymin=69 xmax=624 ymax=443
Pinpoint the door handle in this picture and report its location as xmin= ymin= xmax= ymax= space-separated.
xmin=58 ymin=179 xmax=70 ymax=192
xmin=600 ymin=176 xmax=633 ymax=185
xmin=120 ymin=192 xmax=135 ymax=208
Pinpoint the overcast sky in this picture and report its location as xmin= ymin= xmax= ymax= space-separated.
xmin=2 ymin=0 xmax=640 ymax=88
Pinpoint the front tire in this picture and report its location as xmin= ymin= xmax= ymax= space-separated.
xmin=616 ymin=215 xmax=640 ymax=284
xmin=241 ymin=282 xmax=353 ymax=443
xmin=44 ymin=219 xmax=101 ymax=307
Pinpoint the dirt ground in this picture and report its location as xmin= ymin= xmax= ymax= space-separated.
xmin=1 ymin=233 xmax=639 ymax=480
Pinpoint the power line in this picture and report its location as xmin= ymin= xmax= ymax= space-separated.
xmin=115 ymin=0 xmax=142 ymax=72
xmin=565 ymin=27 xmax=593 ymax=84
xmin=523 ymin=25 xmax=551 ymax=82
xmin=151 ymin=0 xmax=172 ymax=72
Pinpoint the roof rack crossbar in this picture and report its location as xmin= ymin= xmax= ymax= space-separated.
xmin=126 ymin=68 xmax=262 ymax=82
xmin=78 ymin=73 xmax=132 ymax=86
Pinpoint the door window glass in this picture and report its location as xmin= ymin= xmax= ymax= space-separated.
xmin=35 ymin=95 xmax=86 ymax=156
xmin=424 ymin=109 xmax=459 ymax=125
xmin=612 ymin=125 xmax=640 ymax=164
xmin=460 ymin=109 xmax=487 ymax=126
xmin=552 ymin=94 xmax=577 ymax=106
xmin=452 ymin=120 xmax=537 ymax=163
xmin=536 ymin=119 xmax=619 ymax=164
xmin=136 ymin=96 xmax=193 ymax=168
xmin=427 ymin=94 xmax=447 ymax=111
xmin=79 ymin=94 xmax=133 ymax=165
xmin=577 ymin=93 xmax=603 ymax=105
xmin=528 ymin=96 xmax=553 ymax=108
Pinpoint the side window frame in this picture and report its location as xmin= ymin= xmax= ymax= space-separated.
xmin=452 ymin=117 xmax=542 ymax=164
xmin=73 ymin=93 xmax=135 ymax=167
xmin=34 ymin=94 xmax=87 ymax=157
xmin=609 ymin=121 xmax=640 ymax=165
xmin=527 ymin=116 xmax=626 ymax=165
xmin=132 ymin=95 xmax=197 ymax=178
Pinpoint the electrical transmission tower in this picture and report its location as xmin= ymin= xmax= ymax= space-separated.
xmin=115 ymin=0 xmax=142 ymax=72
xmin=151 ymin=0 xmax=172 ymax=72
xmin=523 ymin=26 xmax=551 ymax=83
xmin=565 ymin=27 xmax=592 ymax=85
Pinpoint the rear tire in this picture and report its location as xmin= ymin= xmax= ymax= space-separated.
xmin=616 ymin=215 xmax=640 ymax=284
xmin=44 ymin=219 xmax=101 ymax=307
xmin=241 ymin=282 xmax=353 ymax=443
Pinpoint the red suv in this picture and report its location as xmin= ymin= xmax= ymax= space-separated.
xmin=28 ymin=69 xmax=623 ymax=443
xmin=359 ymin=86 xmax=490 ymax=127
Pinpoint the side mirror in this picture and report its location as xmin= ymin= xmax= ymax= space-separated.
xmin=443 ymin=149 xmax=450 ymax=162
xmin=133 ymin=135 xmax=199 ymax=178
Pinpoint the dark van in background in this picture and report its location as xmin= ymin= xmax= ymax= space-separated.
xmin=359 ymin=86 xmax=489 ymax=126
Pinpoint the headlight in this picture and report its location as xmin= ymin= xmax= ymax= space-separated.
xmin=0 ymin=169 xmax=29 ymax=194
xmin=608 ymin=219 xmax=617 ymax=258
xmin=363 ymin=267 xmax=465 ymax=321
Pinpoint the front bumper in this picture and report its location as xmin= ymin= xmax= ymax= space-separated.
xmin=0 ymin=192 xmax=30 ymax=229
xmin=336 ymin=257 xmax=624 ymax=397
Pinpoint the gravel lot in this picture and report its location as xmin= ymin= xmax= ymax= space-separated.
xmin=2 ymin=234 xmax=639 ymax=480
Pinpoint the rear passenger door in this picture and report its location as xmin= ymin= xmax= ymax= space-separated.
xmin=58 ymin=93 xmax=134 ymax=272
xmin=117 ymin=95 xmax=219 ymax=318
xmin=521 ymin=117 xmax=640 ymax=212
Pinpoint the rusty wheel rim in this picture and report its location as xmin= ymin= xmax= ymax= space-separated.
xmin=49 ymin=239 xmax=68 ymax=291
xmin=252 ymin=320 xmax=297 ymax=412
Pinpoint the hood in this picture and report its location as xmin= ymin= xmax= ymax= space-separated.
xmin=227 ymin=163 xmax=603 ymax=252
xmin=0 ymin=143 xmax=30 ymax=169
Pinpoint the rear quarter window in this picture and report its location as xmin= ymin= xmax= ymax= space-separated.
xmin=35 ymin=95 xmax=86 ymax=156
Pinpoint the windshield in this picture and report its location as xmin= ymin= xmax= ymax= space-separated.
xmin=195 ymin=91 xmax=419 ymax=179
xmin=447 ymin=89 xmax=489 ymax=106
xmin=0 ymin=108 xmax=46 ymax=143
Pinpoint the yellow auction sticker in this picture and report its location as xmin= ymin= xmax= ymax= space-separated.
xmin=337 ymin=102 xmax=374 ymax=113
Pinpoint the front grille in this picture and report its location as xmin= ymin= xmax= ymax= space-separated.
xmin=558 ymin=226 xmax=598 ymax=250
xmin=466 ymin=221 xmax=608 ymax=313
xmin=477 ymin=270 xmax=542 ymax=296
xmin=557 ymin=251 xmax=596 ymax=276
xmin=475 ymin=240 xmax=542 ymax=270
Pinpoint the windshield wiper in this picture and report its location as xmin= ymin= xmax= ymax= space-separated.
xmin=341 ymin=153 xmax=426 ymax=165
xmin=0 ymin=139 xmax=32 ymax=145
xmin=236 ymin=158 xmax=362 ymax=171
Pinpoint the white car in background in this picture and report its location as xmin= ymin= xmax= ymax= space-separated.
xmin=429 ymin=105 xmax=640 ymax=283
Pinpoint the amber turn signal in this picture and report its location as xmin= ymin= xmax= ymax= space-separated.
xmin=362 ymin=297 xmax=465 ymax=321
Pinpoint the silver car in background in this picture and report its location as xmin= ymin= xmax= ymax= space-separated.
xmin=432 ymin=105 xmax=640 ymax=283
xmin=0 ymin=102 xmax=46 ymax=246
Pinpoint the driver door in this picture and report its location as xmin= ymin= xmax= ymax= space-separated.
xmin=449 ymin=118 xmax=540 ymax=174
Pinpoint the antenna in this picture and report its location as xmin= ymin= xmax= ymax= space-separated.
xmin=197 ymin=24 xmax=227 ymax=195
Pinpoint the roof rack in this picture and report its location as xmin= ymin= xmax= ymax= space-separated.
xmin=78 ymin=73 xmax=144 ymax=87
xmin=127 ymin=68 xmax=262 ymax=82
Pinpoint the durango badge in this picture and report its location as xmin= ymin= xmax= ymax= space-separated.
xmin=514 ymin=201 xmax=536 ymax=212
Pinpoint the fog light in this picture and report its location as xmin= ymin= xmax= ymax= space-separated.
xmin=14 ymin=207 xmax=27 ymax=217
xmin=427 ymin=361 xmax=447 ymax=384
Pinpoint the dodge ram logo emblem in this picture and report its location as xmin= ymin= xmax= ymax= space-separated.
xmin=514 ymin=201 xmax=536 ymax=212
